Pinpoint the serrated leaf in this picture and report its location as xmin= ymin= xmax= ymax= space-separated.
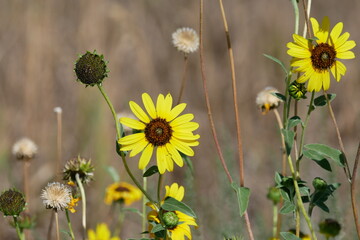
xmin=263 ymin=54 xmax=288 ymax=74
xmin=280 ymin=232 xmax=301 ymax=240
xmin=314 ymin=94 xmax=336 ymax=107
xmin=287 ymin=116 xmax=302 ymax=129
xmin=143 ymin=166 xmax=159 ymax=177
xmin=150 ymin=223 xmax=165 ymax=233
xmin=303 ymin=149 xmax=332 ymax=171
xmin=279 ymin=201 xmax=296 ymax=214
xmin=281 ymin=129 xmax=295 ymax=155
xmin=104 ymin=166 xmax=120 ymax=182
xmin=304 ymin=144 xmax=345 ymax=167
xmin=231 ymin=183 xmax=250 ymax=217
xmin=162 ymin=197 xmax=196 ymax=218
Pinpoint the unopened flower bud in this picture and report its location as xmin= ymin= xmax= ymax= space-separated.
xmin=267 ymin=187 xmax=281 ymax=205
xmin=63 ymin=156 xmax=94 ymax=185
xmin=319 ymin=218 xmax=341 ymax=237
xmin=74 ymin=51 xmax=109 ymax=86
xmin=312 ymin=177 xmax=327 ymax=191
xmin=163 ymin=211 xmax=179 ymax=229
xmin=289 ymin=81 xmax=307 ymax=100
xmin=0 ymin=189 xmax=26 ymax=216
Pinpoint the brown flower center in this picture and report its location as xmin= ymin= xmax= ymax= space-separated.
xmin=145 ymin=118 xmax=172 ymax=146
xmin=311 ymin=43 xmax=336 ymax=71
xmin=115 ymin=186 xmax=130 ymax=192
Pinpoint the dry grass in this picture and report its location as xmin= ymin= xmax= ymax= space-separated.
xmin=0 ymin=0 xmax=359 ymax=239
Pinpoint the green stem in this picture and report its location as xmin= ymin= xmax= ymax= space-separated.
xmin=113 ymin=205 xmax=125 ymax=237
xmin=287 ymin=156 xmax=317 ymax=240
xmin=97 ymin=84 xmax=157 ymax=205
xmin=65 ymin=209 xmax=75 ymax=240
xmin=290 ymin=0 xmax=299 ymax=35
xmin=272 ymin=204 xmax=278 ymax=238
xmin=157 ymin=174 xmax=164 ymax=203
xmin=142 ymin=169 xmax=147 ymax=236
xmin=296 ymin=91 xmax=315 ymax=173
xmin=75 ymin=173 xmax=86 ymax=240
xmin=13 ymin=216 xmax=25 ymax=240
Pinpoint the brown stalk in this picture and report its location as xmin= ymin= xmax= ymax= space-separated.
xmin=351 ymin=142 xmax=360 ymax=238
xmin=177 ymin=55 xmax=189 ymax=105
xmin=55 ymin=108 xmax=62 ymax=180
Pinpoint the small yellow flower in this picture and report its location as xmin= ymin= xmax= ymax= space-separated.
xmin=104 ymin=182 xmax=142 ymax=206
xmin=88 ymin=223 xmax=120 ymax=240
xmin=66 ymin=196 xmax=80 ymax=213
xmin=118 ymin=93 xmax=200 ymax=174
xmin=287 ymin=16 xmax=356 ymax=92
xmin=148 ymin=183 xmax=197 ymax=240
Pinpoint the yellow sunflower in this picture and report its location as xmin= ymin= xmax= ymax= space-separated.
xmin=118 ymin=93 xmax=200 ymax=174
xmin=88 ymin=223 xmax=120 ymax=240
xmin=104 ymin=182 xmax=142 ymax=205
xmin=147 ymin=183 xmax=197 ymax=240
xmin=287 ymin=16 xmax=356 ymax=92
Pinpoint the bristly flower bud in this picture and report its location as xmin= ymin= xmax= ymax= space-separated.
xmin=162 ymin=211 xmax=179 ymax=229
xmin=312 ymin=177 xmax=327 ymax=191
xmin=267 ymin=187 xmax=281 ymax=205
xmin=12 ymin=138 xmax=38 ymax=160
xmin=319 ymin=218 xmax=341 ymax=237
xmin=0 ymin=189 xmax=26 ymax=217
xmin=63 ymin=156 xmax=94 ymax=185
xmin=74 ymin=50 xmax=109 ymax=87
xmin=289 ymin=81 xmax=307 ymax=100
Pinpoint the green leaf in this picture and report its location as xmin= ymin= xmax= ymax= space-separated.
xmin=280 ymin=189 xmax=290 ymax=202
xmin=231 ymin=183 xmax=251 ymax=217
xmin=279 ymin=201 xmax=296 ymax=214
xmin=271 ymin=92 xmax=286 ymax=102
xmin=143 ymin=166 xmax=159 ymax=177
xmin=303 ymin=149 xmax=332 ymax=172
xmin=304 ymin=144 xmax=345 ymax=167
xmin=281 ymin=129 xmax=295 ymax=155
xmin=275 ymin=172 xmax=282 ymax=185
xmin=122 ymin=207 xmax=143 ymax=217
xmin=162 ymin=197 xmax=196 ymax=218
xmin=263 ymin=54 xmax=288 ymax=74
xmin=150 ymin=223 xmax=165 ymax=233
xmin=314 ymin=94 xmax=336 ymax=107
xmin=280 ymin=232 xmax=301 ymax=240
xmin=104 ymin=166 xmax=120 ymax=182
xmin=181 ymin=154 xmax=194 ymax=175
xmin=287 ymin=116 xmax=302 ymax=129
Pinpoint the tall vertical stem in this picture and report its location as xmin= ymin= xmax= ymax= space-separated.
xmin=351 ymin=142 xmax=360 ymax=239
xmin=54 ymin=210 xmax=60 ymax=240
xmin=177 ymin=56 xmax=189 ymax=105
xmin=75 ymin=173 xmax=86 ymax=240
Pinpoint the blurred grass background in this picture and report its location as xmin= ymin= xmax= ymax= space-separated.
xmin=0 ymin=0 xmax=360 ymax=239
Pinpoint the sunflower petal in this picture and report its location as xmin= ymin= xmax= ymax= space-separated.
xmin=142 ymin=93 xmax=157 ymax=119
xmin=293 ymin=34 xmax=310 ymax=49
xmin=129 ymin=138 xmax=148 ymax=157
xmin=334 ymin=32 xmax=350 ymax=48
xmin=173 ymin=132 xmax=200 ymax=141
xmin=330 ymin=22 xmax=343 ymax=44
xmin=166 ymin=103 xmax=187 ymax=122
xmin=336 ymin=51 xmax=355 ymax=59
xmin=331 ymin=61 xmax=346 ymax=82
xmin=138 ymin=144 xmax=153 ymax=170
xmin=287 ymin=43 xmax=311 ymax=58
xmin=170 ymin=138 xmax=195 ymax=156
xmin=156 ymin=94 xmax=165 ymax=118
xmin=336 ymin=40 xmax=356 ymax=53
xmin=120 ymin=117 xmax=146 ymax=130
xmin=166 ymin=143 xmax=184 ymax=168
xmin=170 ymin=114 xmax=194 ymax=127
xmin=172 ymin=122 xmax=199 ymax=132
xmin=156 ymin=146 xmax=167 ymax=174
xmin=129 ymin=101 xmax=150 ymax=123
xmin=163 ymin=93 xmax=173 ymax=116
xmin=322 ymin=70 xmax=331 ymax=91
xmin=118 ymin=133 xmax=145 ymax=145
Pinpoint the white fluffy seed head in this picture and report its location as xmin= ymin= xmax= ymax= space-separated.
xmin=41 ymin=182 xmax=71 ymax=211
xmin=256 ymin=87 xmax=282 ymax=113
xmin=172 ymin=27 xmax=199 ymax=54
xmin=12 ymin=138 xmax=38 ymax=160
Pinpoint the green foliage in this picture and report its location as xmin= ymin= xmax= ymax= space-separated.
xmin=304 ymin=144 xmax=345 ymax=167
xmin=280 ymin=232 xmax=301 ymax=240
xmin=313 ymin=94 xmax=336 ymax=107
xmin=181 ymin=153 xmax=194 ymax=176
xmin=305 ymin=181 xmax=340 ymax=213
xmin=162 ymin=197 xmax=196 ymax=218
xmin=303 ymin=149 xmax=332 ymax=171
xmin=143 ymin=166 xmax=159 ymax=177
xmin=281 ymin=129 xmax=295 ymax=155
xmin=286 ymin=116 xmax=303 ymax=129
xmin=231 ymin=183 xmax=250 ymax=217
xmin=263 ymin=54 xmax=289 ymax=75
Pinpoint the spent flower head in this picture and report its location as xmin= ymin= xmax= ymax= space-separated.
xmin=118 ymin=93 xmax=200 ymax=174
xmin=12 ymin=138 xmax=38 ymax=160
xmin=74 ymin=50 xmax=109 ymax=87
xmin=256 ymin=87 xmax=282 ymax=114
xmin=0 ymin=189 xmax=26 ymax=217
xmin=287 ymin=16 xmax=356 ymax=92
xmin=172 ymin=27 xmax=199 ymax=54
xmin=63 ymin=156 xmax=94 ymax=184
xmin=319 ymin=218 xmax=341 ymax=238
xmin=41 ymin=182 xmax=71 ymax=211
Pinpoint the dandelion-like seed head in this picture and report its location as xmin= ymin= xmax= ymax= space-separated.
xmin=0 ymin=189 xmax=26 ymax=217
xmin=172 ymin=27 xmax=199 ymax=54
xmin=41 ymin=182 xmax=71 ymax=211
xmin=74 ymin=50 xmax=109 ymax=87
xmin=12 ymin=138 xmax=38 ymax=160
xmin=256 ymin=87 xmax=281 ymax=114
xmin=63 ymin=156 xmax=94 ymax=184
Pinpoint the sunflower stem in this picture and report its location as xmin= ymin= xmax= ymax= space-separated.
xmin=14 ymin=216 xmax=25 ymax=240
xmin=351 ymin=142 xmax=360 ymax=239
xmin=272 ymin=204 xmax=278 ymax=238
xmin=65 ymin=209 xmax=75 ymax=240
xmin=177 ymin=55 xmax=189 ymax=105
xmin=75 ymin=173 xmax=86 ymax=240
xmin=142 ymin=169 xmax=148 ymax=236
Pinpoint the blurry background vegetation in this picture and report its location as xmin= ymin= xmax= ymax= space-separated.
xmin=0 ymin=0 xmax=359 ymax=239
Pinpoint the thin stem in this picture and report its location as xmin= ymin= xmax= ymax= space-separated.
xmin=302 ymin=0 xmax=312 ymax=38
xmin=301 ymin=0 xmax=312 ymax=38
xmin=54 ymin=210 xmax=60 ymax=240
xmin=199 ymin=0 xmax=233 ymax=184
xmin=23 ymin=160 xmax=30 ymax=212
xmin=14 ymin=216 xmax=25 ymax=240
xmin=272 ymin=204 xmax=278 ymax=238
xmin=290 ymin=0 xmax=299 ymax=35
xmin=177 ymin=55 xmax=189 ymax=105
xmin=75 ymin=173 xmax=86 ymax=240
xmin=65 ymin=209 xmax=75 ymax=240
xmin=274 ymin=109 xmax=286 ymax=176
xmin=47 ymin=212 xmax=54 ymax=240
xmin=157 ymin=174 xmax=163 ymax=203
xmin=218 ymin=0 xmax=245 ymax=187
xmin=55 ymin=107 xmax=62 ymax=180
xmin=323 ymin=90 xmax=351 ymax=181
xmin=287 ymin=156 xmax=317 ymax=240
xmin=351 ymin=142 xmax=360 ymax=239
xmin=295 ymin=207 xmax=300 ymax=237
xmin=142 ymin=169 xmax=147 ymax=236
xmin=113 ymin=205 xmax=125 ymax=237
